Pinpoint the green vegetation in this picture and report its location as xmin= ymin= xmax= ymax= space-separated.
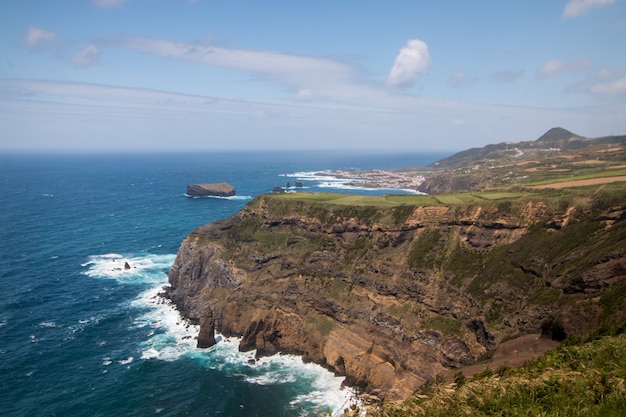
xmin=345 ymin=237 xmax=374 ymax=264
xmin=423 ymin=315 xmax=461 ymax=336
xmin=266 ymin=191 xmax=547 ymax=208
xmin=305 ymin=313 xmax=334 ymax=336
xmin=358 ymin=332 xmax=626 ymax=417
xmin=528 ymin=168 xmax=626 ymax=186
xmin=226 ymin=215 xmax=263 ymax=241
xmin=407 ymin=228 xmax=442 ymax=269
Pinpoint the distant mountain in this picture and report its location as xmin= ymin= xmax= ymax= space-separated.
xmin=430 ymin=127 xmax=590 ymax=170
xmin=420 ymin=128 xmax=626 ymax=194
xmin=535 ymin=127 xmax=583 ymax=144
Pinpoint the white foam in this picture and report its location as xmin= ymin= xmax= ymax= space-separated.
xmin=81 ymin=253 xmax=176 ymax=285
xmin=132 ymin=285 xmax=199 ymax=361
xmin=282 ymin=170 xmax=422 ymax=195
xmin=317 ymin=181 xmax=424 ymax=194
xmin=184 ymin=194 xmax=253 ymax=201
xmin=118 ymin=356 xmax=134 ymax=365
xmin=130 ymin=285 xmax=357 ymax=415
xmin=86 ymin=251 xmax=359 ymax=415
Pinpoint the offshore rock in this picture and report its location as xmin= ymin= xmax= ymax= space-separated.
xmin=197 ymin=308 xmax=216 ymax=348
xmin=186 ymin=182 xmax=235 ymax=197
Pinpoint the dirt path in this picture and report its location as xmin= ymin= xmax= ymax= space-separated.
xmin=445 ymin=334 xmax=560 ymax=380
xmin=531 ymin=176 xmax=626 ymax=189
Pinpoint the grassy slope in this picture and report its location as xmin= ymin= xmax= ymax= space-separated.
xmin=354 ymin=332 xmax=626 ymax=417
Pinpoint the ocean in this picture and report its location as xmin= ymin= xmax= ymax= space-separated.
xmin=0 ymin=151 xmax=446 ymax=417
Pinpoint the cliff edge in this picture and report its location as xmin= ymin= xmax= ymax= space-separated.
xmin=167 ymin=190 xmax=626 ymax=400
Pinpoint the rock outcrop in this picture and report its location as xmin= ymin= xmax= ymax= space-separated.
xmin=167 ymin=193 xmax=626 ymax=400
xmin=186 ymin=182 xmax=235 ymax=197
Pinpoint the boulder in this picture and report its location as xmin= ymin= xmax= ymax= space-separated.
xmin=187 ymin=182 xmax=235 ymax=197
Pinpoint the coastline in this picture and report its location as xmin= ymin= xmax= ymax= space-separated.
xmin=283 ymin=168 xmax=428 ymax=193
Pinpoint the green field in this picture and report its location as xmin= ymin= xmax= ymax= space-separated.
xmin=527 ymin=168 xmax=626 ymax=186
xmin=266 ymin=191 xmax=534 ymax=207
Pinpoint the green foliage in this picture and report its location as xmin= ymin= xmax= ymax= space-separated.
xmin=367 ymin=333 xmax=626 ymax=417
xmin=391 ymin=204 xmax=416 ymax=225
xmin=327 ymin=278 xmax=351 ymax=300
xmin=529 ymin=168 xmax=626 ymax=187
xmin=484 ymin=300 xmax=503 ymax=325
xmin=305 ymin=313 xmax=334 ymax=337
xmin=227 ymin=215 xmax=263 ymax=241
xmin=591 ymin=187 xmax=626 ymax=211
xmin=257 ymin=230 xmax=291 ymax=252
xmin=345 ymin=237 xmax=374 ymax=264
xmin=407 ymin=228 xmax=442 ymax=269
xmin=423 ymin=315 xmax=461 ymax=336
xmin=599 ymin=278 xmax=626 ymax=332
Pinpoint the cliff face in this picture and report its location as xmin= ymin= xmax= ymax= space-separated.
xmin=186 ymin=182 xmax=236 ymax=197
xmin=167 ymin=193 xmax=626 ymax=400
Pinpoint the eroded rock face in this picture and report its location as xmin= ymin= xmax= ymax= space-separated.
xmin=197 ymin=308 xmax=216 ymax=348
xmin=186 ymin=182 xmax=235 ymax=197
xmin=166 ymin=196 xmax=626 ymax=400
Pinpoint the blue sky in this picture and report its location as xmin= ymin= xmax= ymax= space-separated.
xmin=1 ymin=0 xmax=624 ymax=152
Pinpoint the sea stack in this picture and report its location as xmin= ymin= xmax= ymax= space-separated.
xmin=186 ymin=182 xmax=236 ymax=197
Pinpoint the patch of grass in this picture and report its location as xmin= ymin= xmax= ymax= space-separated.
xmin=345 ymin=237 xmax=374 ymax=264
xmin=475 ymin=192 xmax=528 ymax=200
xmin=591 ymin=187 xmax=626 ymax=211
xmin=257 ymin=230 xmax=291 ymax=252
xmin=407 ymin=228 xmax=442 ymax=269
xmin=423 ymin=315 xmax=461 ymax=336
xmin=227 ymin=215 xmax=263 ymax=241
xmin=528 ymin=168 xmax=626 ymax=186
xmin=391 ymin=205 xmax=417 ymax=225
xmin=305 ymin=313 xmax=334 ymax=337
xmin=327 ymin=278 xmax=351 ymax=300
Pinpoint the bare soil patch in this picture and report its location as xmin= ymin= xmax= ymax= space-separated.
xmin=446 ymin=334 xmax=560 ymax=380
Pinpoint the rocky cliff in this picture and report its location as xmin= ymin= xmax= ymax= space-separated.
xmin=167 ymin=191 xmax=626 ymax=400
xmin=186 ymin=182 xmax=235 ymax=197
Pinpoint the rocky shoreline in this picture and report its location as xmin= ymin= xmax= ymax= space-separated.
xmin=314 ymin=169 xmax=427 ymax=191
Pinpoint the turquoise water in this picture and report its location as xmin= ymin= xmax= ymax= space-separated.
xmin=0 ymin=151 xmax=446 ymax=416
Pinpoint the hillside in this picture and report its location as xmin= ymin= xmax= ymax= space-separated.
xmin=166 ymin=185 xmax=626 ymax=402
xmin=420 ymin=128 xmax=626 ymax=193
xmin=354 ymin=332 xmax=626 ymax=417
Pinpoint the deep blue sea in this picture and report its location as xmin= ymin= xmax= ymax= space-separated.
xmin=0 ymin=151 xmax=447 ymax=417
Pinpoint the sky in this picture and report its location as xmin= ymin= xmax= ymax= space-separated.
xmin=0 ymin=0 xmax=625 ymax=152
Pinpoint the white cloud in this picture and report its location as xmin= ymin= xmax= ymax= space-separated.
xmin=563 ymin=0 xmax=616 ymax=18
xmin=2 ymin=78 xmax=625 ymax=151
xmin=73 ymin=44 xmax=102 ymax=68
xmin=23 ymin=27 xmax=57 ymax=48
xmin=120 ymin=36 xmax=354 ymax=84
xmin=589 ymin=68 xmax=626 ymax=95
xmin=117 ymin=36 xmax=398 ymax=106
xmin=539 ymin=59 xmax=566 ymax=77
xmin=91 ymin=0 xmax=127 ymax=8
xmin=0 ymin=79 xmax=218 ymax=108
xmin=538 ymin=58 xmax=595 ymax=78
xmin=385 ymin=39 xmax=431 ymax=88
